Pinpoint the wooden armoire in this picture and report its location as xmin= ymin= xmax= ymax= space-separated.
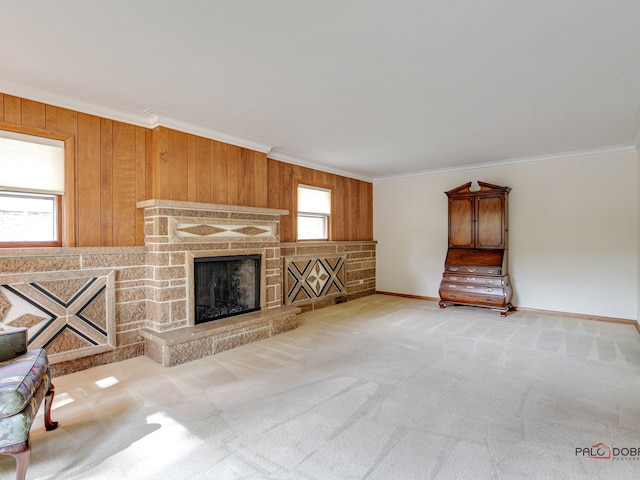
xmin=438 ymin=181 xmax=513 ymax=316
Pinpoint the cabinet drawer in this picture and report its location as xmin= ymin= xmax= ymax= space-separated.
xmin=440 ymin=282 xmax=504 ymax=296
xmin=443 ymin=274 xmax=503 ymax=286
xmin=439 ymin=290 xmax=508 ymax=307
xmin=444 ymin=265 xmax=501 ymax=275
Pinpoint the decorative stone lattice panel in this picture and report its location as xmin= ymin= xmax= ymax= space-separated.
xmin=171 ymin=218 xmax=278 ymax=243
xmin=0 ymin=269 xmax=115 ymax=363
xmin=284 ymin=255 xmax=346 ymax=305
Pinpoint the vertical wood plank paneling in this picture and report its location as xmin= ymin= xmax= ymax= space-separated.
xmin=239 ymin=148 xmax=253 ymax=206
xmin=1 ymin=92 xmax=372 ymax=247
xmin=302 ymin=166 xmax=314 ymax=183
xmin=63 ymin=136 xmax=77 ymax=246
xmin=348 ymin=178 xmax=361 ymax=240
xmin=154 ymin=127 xmax=170 ymax=199
xmin=196 ymin=136 xmax=211 ymax=203
xmin=312 ymin=169 xmax=324 ymax=186
xmin=112 ymin=122 xmax=137 ymax=246
xmin=365 ymin=182 xmax=374 ymax=239
xmin=187 ymin=134 xmax=197 ymax=201
xmin=3 ymin=95 xmax=21 ymax=124
xmin=45 ymin=105 xmax=78 ymax=136
xmin=211 ymin=140 xmax=228 ymax=204
xmin=77 ymin=113 xmax=102 ymax=246
xmin=100 ymin=118 xmax=114 ymax=246
xmin=254 ymin=151 xmax=267 ymax=207
xmin=45 ymin=105 xmax=78 ymax=246
xmin=169 ymin=129 xmax=188 ymax=201
xmin=333 ymin=174 xmax=346 ymax=240
xmin=357 ymin=179 xmax=368 ymax=240
xmin=135 ymin=126 xmax=147 ymax=245
xmin=146 ymin=128 xmax=156 ymax=201
xmin=267 ymin=158 xmax=282 ymax=210
xmin=227 ymin=145 xmax=240 ymax=205
xmin=21 ymin=99 xmax=46 ymax=129
xmin=343 ymin=178 xmax=353 ymax=240
xmin=281 ymin=164 xmax=297 ymax=242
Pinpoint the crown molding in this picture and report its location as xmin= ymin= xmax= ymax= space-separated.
xmin=2 ymin=80 xmax=637 ymax=183
xmin=0 ymin=79 xmax=153 ymax=128
xmin=373 ymin=145 xmax=638 ymax=182
xmin=266 ymin=150 xmax=374 ymax=183
xmin=0 ymin=80 xmax=274 ymax=154
xmin=145 ymin=110 xmax=273 ymax=154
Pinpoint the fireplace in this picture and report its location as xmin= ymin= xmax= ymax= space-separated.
xmin=194 ymin=254 xmax=261 ymax=324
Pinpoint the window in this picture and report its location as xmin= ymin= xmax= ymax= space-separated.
xmin=0 ymin=130 xmax=65 ymax=247
xmin=297 ymin=184 xmax=331 ymax=240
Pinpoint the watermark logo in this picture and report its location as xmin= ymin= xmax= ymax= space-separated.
xmin=576 ymin=442 xmax=639 ymax=461
xmin=586 ymin=442 xmax=612 ymax=460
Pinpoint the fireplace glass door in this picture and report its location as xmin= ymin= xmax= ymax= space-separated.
xmin=194 ymin=254 xmax=261 ymax=324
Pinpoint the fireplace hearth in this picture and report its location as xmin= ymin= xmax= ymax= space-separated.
xmin=194 ymin=254 xmax=261 ymax=324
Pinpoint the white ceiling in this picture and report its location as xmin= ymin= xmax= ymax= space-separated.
xmin=1 ymin=0 xmax=639 ymax=182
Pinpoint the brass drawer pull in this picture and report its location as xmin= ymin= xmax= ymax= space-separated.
xmin=467 ymin=277 xmax=475 ymax=281
xmin=485 ymin=288 xmax=493 ymax=292
xmin=467 ymin=268 xmax=476 ymax=273
xmin=466 ymin=285 xmax=475 ymax=289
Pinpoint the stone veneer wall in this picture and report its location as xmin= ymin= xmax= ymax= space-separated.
xmin=0 ymin=248 xmax=148 ymax=376
xmin=0 ymin=208 xmax=376 ymax=373
xmin=280 ymin=241 xmax=376 ymax=313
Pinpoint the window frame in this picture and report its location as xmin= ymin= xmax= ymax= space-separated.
xmin=0 ymin=192 xmax=63 ymax=248
xmin=296 ymin=181 xmax=332 ymax=242
xmin=0 ymin=122 xmax=75 ymax=248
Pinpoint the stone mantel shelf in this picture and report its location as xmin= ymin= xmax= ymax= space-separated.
xmin=137 ymin=199 xmax=289 ymax=216
xmin=280 ymin=241 xmax=378 ymax=247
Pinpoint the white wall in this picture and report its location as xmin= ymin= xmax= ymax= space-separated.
xmin=374 ymin=149 xmax=639 ymax=320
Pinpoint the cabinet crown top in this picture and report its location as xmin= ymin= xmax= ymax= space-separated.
xmin=445 ymin=181 xmax=511 ymax=197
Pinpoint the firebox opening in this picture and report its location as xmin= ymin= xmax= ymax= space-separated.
xmin=194 ymin=254 xmax=261 ymax=324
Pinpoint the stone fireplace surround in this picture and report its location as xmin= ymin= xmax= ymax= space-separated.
xmin=137 ymin=199 xmax=299 ymax=366
xmin=0 ymin=199 xmax=376 ymax=373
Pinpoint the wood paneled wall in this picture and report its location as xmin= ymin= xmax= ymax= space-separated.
xmin=1 ymin=93 xmax=373 ymax=246
xmin=0 ymin=93 xmax=148 ymax=247
xmin=267 ymin=159 xmax=373 ymax=242
xmin=148 ymin=126 xmax=269 ymax=208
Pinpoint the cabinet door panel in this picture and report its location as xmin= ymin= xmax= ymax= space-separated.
xmin=476 ymin=196 xmax=504 ymax=248
xmin=449 ymin=198 xmax=474 ymax=247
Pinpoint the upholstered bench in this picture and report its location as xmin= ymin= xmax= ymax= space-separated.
xmin=0 ymin=328 xmax=58 ymax=480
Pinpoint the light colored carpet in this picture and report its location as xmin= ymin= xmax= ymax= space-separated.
xmin=2 ymin=295 xmax=640 ymax=479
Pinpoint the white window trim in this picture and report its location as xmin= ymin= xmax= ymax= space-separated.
xmin=297 ymin=184 xmax=332 ymax=241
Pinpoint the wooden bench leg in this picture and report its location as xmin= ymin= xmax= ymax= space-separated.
xmin=1 ymin=440 xmax=31 ymax=480
xmin=44 ymin=383 xmax=58 ymax=431
xmin=13 ymin=445 xmax=30 ymax=480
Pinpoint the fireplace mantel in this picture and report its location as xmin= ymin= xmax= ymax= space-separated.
xmin=137 ymin=199 xmax=288 ymax=217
